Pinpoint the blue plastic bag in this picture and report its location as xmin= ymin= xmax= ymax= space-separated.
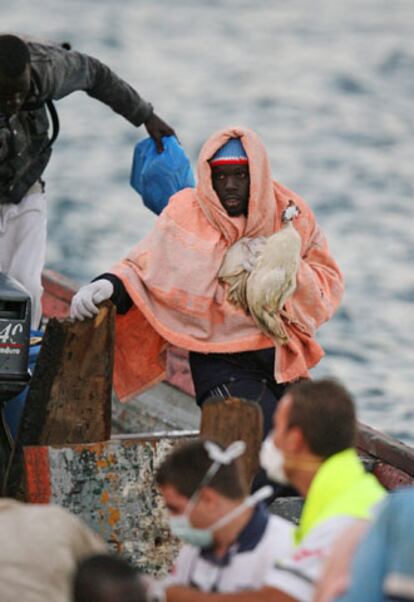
xmin=130 ymin=135 xmax=195 ymax=215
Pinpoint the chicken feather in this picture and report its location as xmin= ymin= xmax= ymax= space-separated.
xmin=219 ymin=202 xmax=301 ymax=346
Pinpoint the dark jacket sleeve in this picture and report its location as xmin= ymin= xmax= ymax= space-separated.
xmin=93 ymin=273 xmax=133 ymax=315
xmin=28 ymin=41 xmax=153 ymax=126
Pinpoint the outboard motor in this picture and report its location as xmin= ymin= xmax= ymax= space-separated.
xmin=0 ymin=273 xmax=31 ymax=402
xmin=0 ymin=273 xmax=31 ymax=485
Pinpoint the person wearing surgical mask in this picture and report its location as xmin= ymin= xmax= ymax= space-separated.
xmin=159 ymin=379 xmax=385 ymax=602
xmin=147 ymin=439 xmax=293 ymax=601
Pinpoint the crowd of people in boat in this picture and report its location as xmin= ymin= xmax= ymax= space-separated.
xmin=1 ymin=377 xmax=413 ymax=602
xmin=1 ymin=34 xmax=413 ymax=602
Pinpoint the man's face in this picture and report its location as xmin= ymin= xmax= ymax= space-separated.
xmin=211 ymin=163 xmax=250 ymax=217
xmin=0 ymin=66 xmax=31 ymax=116
xmin=159 ymin=483 xmax=216 ymax=530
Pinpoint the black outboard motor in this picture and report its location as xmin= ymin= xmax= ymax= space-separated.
xmin=0 ymin=273 xmax=31 ymax=402
xmin=0 ymin=273 xmax=31 ymax=486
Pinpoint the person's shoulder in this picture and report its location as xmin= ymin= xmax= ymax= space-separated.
xmin=267 ymin=513 xmax=295 ymax=534
xmin=26 ymin=38 xmax=57 ymax=57
xmin=23 ymin=502 xmax=84 ymax=526
xmin=166 ymin=188 xmax=198 ymax=212
xmin=264 ymin=514 xmax=295 ymax=553
xmin=301 ymin=514 xmax=357 ymax=551
xmin=273 ymin=180 xmax=314 ymax=215
xmin=0 ymin=500 xmax=82 ymax=534
xmin=161 ymin=188 xmax=209 ymax=231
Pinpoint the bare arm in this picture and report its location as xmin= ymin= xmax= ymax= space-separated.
xmin=166 ymin=585 xmax=297 ymax=602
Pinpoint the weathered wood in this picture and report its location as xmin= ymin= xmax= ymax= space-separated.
xmin=112 ymin=383 xmax=200 ymax=436
xmin=200 ymin=396 xmax=263 ymax=487
xmin=357 ymin=422 xmax=414 ymax=478
xmin=23 ymin=433 xmax=196 ymax=575
xmin=373 ymin=462 xmax=414 ymax=490
xmin=4 ymin=303 xmax=115 ymax=498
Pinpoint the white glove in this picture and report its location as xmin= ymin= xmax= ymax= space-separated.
xmin=70 ymin=280 xmax=114 ymax=321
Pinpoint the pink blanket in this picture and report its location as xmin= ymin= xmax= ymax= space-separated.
xmin=111 ymin=127 xmax=344 ymax=401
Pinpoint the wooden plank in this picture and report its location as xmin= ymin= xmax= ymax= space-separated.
xmin=5 ymin=303 xmax=115 ymax=498
xmin=357 ymin=422 xmax=414 ymax=478
xmin=200 ymin=397 xmax=263 ymax=487
xmin=112 ymin=382 xmax=200 ymax=435
xmin=23 ymin=433 xmax=196 ymax=576
xmin=41 ymin=270 xmax=196 ymax=396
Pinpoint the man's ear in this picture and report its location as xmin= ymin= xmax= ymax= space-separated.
xmin=286 ymin=426 xmax=307 ymax=454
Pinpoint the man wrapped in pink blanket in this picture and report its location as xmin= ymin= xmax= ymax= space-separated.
xmin=71 ymin=126 xmax=344 ymax=475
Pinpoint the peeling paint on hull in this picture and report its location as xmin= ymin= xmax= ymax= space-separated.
xmin=24 ymin=432 xmax=197 ymax=575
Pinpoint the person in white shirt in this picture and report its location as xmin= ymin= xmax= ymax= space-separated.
xmin=149 ymin=439 xmax=293 ymax=601
xmin=162 ymin=379 xmax=385 ymax=602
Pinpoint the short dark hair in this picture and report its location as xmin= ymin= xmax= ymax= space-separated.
xmin=286 ymin=378 xmax=356 ymax=459
xmin=156 ymin=439 xmax=247 ymax=500
xmin=0 ymin=35 xmax=30 ymax=80
xmin=72 ymin=554 xmax=147 ymax=602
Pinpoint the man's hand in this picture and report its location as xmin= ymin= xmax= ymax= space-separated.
xmin=144 ymin=113 xmax=176 ymax=152
xmin=70 ymin=280 xmax=114 ymax=321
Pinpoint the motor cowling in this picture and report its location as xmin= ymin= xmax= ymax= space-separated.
xmin=0 ymin=274 xmax=31 ymax=402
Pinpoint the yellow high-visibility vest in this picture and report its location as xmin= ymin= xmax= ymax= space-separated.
xmin=295 ymin=448 xmax=386 ymax=546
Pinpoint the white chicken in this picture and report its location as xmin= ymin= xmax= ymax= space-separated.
xmin=219 ymin=201 xmax=301 ymax=345
xmin=246 ymin=201 xmax=301 ymax=345
xmin=218 ymin=236 xmax=267 ymax=309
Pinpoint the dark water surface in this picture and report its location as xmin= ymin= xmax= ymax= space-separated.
xmin=3 ymin=0 xmax=414 ymax=441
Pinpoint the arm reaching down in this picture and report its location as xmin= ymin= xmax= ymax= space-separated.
xmin=29 ymin=41 xmax=175 ymax=149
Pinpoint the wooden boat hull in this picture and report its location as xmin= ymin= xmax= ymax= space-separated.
xmin=41 ymin=268 xmax=414 ymax=490
xmin=34 ymin=269 xmax=414 ymax=573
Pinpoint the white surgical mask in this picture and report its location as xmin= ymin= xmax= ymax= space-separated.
xmin=259 ymin=436 xmax=289 ymax=485
xmin=169 ymin=514 xmax=214 ymax=548
xmin=169 ymin=485 xmax=273 ymax=549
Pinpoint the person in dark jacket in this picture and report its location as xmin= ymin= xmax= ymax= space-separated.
xmin=0 ymin=34 xmax=175 ymax=327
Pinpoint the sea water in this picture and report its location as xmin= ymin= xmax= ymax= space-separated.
xmin=3 ymin=0 xmax=414 ymax=442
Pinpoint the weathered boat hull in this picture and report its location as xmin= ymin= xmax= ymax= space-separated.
xmin=34 ymin=269 xmax=414 ymax=574
xmin=41 ymin=268 xmax=414 ymax=490
xmin=24 ymin=432 xmax=195 ymax=575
